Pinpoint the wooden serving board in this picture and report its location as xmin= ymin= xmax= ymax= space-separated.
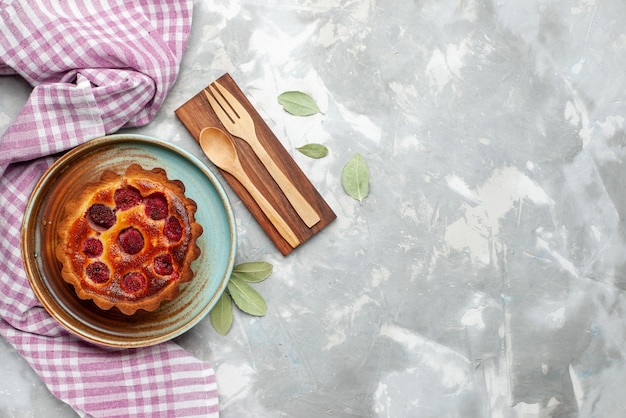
xmin=175 ymin=73 xmax=336 ymax=256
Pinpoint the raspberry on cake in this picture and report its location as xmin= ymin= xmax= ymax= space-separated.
xmin=55 ymin=164 xmax=203 ymax=315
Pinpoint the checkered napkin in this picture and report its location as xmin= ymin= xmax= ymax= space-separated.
xmin=0 ymin=1 xmax=220 ymax=417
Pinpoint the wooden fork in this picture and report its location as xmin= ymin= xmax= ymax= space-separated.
xmin=204 ymin=82 xmax=321 ymax=228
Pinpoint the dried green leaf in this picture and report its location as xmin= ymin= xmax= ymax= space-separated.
xmin=228 ymin=276 xmax=267 ymax=316
xmin=210 ymin=292 xmax=233 ymax=336
xmin=297 ymin=143 xmax=329 ymax=159
xmin=278 ymin=91 xmax=321 ymax=116
xmin=232 ymin=262 xmax=273 ymax=283
xmin=342 ymin=153 xmax=369 ymax=204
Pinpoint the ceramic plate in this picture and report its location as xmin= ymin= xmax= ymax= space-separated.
xmin=21 ymin=134 xmax=236 ymax=348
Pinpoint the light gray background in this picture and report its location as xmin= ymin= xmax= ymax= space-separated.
xmin=2 ymin=0 xmax=626 ymax=416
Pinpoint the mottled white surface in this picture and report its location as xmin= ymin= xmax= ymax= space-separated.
xmin=3 ymin=0 xmax=626 ymax=416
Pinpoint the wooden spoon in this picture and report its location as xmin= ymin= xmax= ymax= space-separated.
xmin=199 ymin=127 xmax=301 ymax=248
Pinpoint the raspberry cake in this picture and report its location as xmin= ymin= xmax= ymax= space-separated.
xmin=55 ymin=164 xmax=203 ymax=315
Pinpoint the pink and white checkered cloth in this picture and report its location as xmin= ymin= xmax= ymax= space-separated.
xmin=0 ymin=1 xmax=220 ymax=417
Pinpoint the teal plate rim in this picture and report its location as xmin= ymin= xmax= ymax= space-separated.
xmin=21 ymin=134 xmax=237 ymax=348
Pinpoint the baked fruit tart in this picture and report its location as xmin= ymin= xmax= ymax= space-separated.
xmin=55 ymin=164 xmax=203 ymax=315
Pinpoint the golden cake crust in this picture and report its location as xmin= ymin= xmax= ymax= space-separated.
xmin=55 ymin=164 xmax=203 ymax=315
